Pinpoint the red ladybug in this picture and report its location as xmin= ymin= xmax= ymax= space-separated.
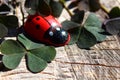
xmin=24 ymin=14 xmax=70 ymax=46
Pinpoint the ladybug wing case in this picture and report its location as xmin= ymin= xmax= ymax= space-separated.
xmin=24 ymin=14 xmax=70 ymax=46
xmin=24 ymin=15 xmax=50 ymax=40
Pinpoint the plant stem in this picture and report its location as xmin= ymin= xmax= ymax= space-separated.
xmin=100 ymin=4 xmax=109 ymax=14
xmin=59 ymin=1 xmax=73 ymax=17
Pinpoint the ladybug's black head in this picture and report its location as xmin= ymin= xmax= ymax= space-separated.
xmin=45 ymin=27 xmax=69 ymax=45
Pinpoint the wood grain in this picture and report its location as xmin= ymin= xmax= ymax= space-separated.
xmin=0 ymin=0 xmax=120 ymax=80
xmin=0 ymin=36 xmax=120 ymax=80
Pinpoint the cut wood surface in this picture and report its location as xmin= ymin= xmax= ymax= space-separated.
xmin=0 ymin=0 xmax=120 ymax=80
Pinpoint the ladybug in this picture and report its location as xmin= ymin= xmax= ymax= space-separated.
xmin=24 ymin=14 xmax=70 ymax=46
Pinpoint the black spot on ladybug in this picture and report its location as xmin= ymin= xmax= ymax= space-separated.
xmin=36 ymin=17 xmax=40 ymax=20
xmin=36 ymin=25 xmax=40 ymax=29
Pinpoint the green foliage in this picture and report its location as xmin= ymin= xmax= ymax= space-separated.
xmin=0 ymin=40 xmax=26 ymax=55
xmin=26 ymin=45 xmax=56 ymax=73
xmin=84 ymin=13 xmax=106 ymax=41
xmin=25 ymin=0 xmax=63 ymax=17
xmin=0 ymin=0 xmax=119 ymax=73
xmin=0 ymin=15 xmax=18 ymax=38
xmin=27 ymin=53 xmax=47 ymax=73
xmin=89 ymin=0 xmax=101 ymax=12
xmin=1 ymin=40 xmax=25 ymax=69
xmin=18 ymin=34 xmax=44 ymax=50
xmin=27 ymin=44 xmax=56 ymax=72
xmin=62 ymin=21 xmax=80 ymax=44
xmin=108 ymin=7 xmax=120 ymax=18
xmin=25 ymin=0 xmax=39 ymax=15
xmin=0 ymin=4 xmax=10 ymax=13
xmin=2 ymin=53 xmax=24 ymax=69
xmin=71 ymin=11 xmax=85 ymax=24
xmin=30 ymin=46 xmax=56 ymax=63
xmin=50 ymin=0 xmax=63 ymax=17
xmin=62 ymin=20 xmax=80 ymax=30
xmin=103 ymin=7 xmax=120 ymax=35
xmin=0 ymin=34 xmax=56 ymax=72
xmin=0 ymin=15 xmax=18 ymax=28
xmin=0 ymin=23 xmax=8 ymax=38
xmin=68 ymin=27 xmax=80 ymax=45
xmin=67 ymin=0 xmax=101 ymax=12
xmin=25 ymin=0 xmax=51 ymax=15
xmin=62 ymin=12 xmax=106 ymax=48
xmin=38 ymin=0 xmax=51 ymax=16
xmin=77 ymin=28 xmax=97 ymax=48
xmin=104 ymin=18 xmax=120 ymax=35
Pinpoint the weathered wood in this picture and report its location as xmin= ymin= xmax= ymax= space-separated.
xmin=0 ymin=36 xmax=120 ymax=80
xmin=0 ymin=0 xmax=120 ymax=80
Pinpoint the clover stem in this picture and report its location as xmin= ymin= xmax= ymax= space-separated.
xmin=100 ymin=4 xmax=109 ymax=14
xmin=59 ymin=1 xmax=73 ymax=17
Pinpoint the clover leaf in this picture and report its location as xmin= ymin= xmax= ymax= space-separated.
xmin=1 ymin=40 xmax=25 ymax=69
xmin=27 ymin=53 xmax=47 ymax=73
xmin=19 ymin=34 xmax=56 ymax=72
xmin=0 ymin=40 xmax=26 ymax=55
xmin=26 ymin=45 xmax=56 ymax=73
xmin=38 ymin=0 xmax=51 ymax=16
xmin=104 ymin=17 xmax=120 ymax=35
xmin=77 ymin=28 xmax=97 ymax=48
xmin=62 ymin=20 xmax=80 ymax=44
xmin=62 ymin=12 xmax=106 ymax=48
xmin=30 ymin=46 xmax=56 ymax=63
xmin=89 ymin=0 xmax=101 ymax=12
xmin=25 ymin=0 xmax=51 ymax=15
xmin=84 ymin=13 xmax=106 ymax=42
xmin=50 ymin=0 xmax=63 ymax=17
xmin=0 ymin=34 xmax=56 ymax=73
xmin=0 ymin=23 xmax=8 ymax=38
xmin=68 ymin=27 xmax=80 ymax=45
xmin=108 ymin=7 xmax=120 ymax=18
xmin=18 ymin=34 xmax=45 ymax=50
xmin=2 ymin=53 xmax=25 ymax=69
xmin=0 ymin=15 xmax=18 ymax=28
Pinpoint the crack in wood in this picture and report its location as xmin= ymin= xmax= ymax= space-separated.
xmin=55 ymin=60 xmax=120 ymax=68
xmin=91 ymin=49 xmax=120 ymax=50
xmin=1 ymin=72 xmax=29 ymax=77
